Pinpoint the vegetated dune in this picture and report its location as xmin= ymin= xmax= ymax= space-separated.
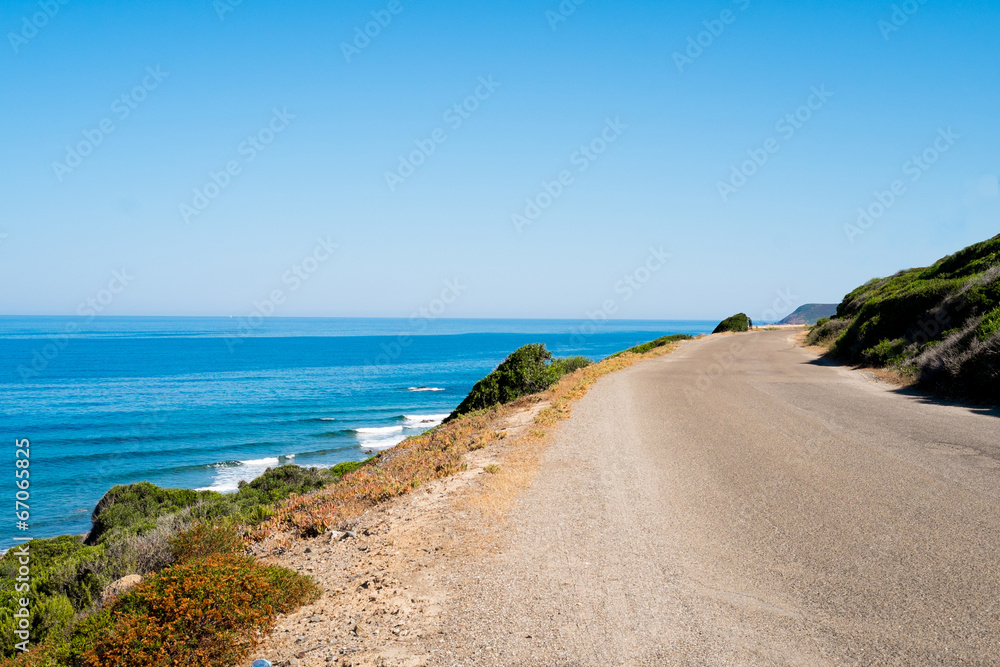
xmin=808 ymin=234 xmax=1000 ymax=405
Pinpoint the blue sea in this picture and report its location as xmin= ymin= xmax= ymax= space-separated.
xmin=1 ymin=317 xmax=715 ymax=540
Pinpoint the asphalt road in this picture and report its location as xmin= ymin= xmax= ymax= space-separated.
xmin=442 ymin=330 xmax=1000 ymax=666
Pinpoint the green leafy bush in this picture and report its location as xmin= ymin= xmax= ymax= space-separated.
xmin=448 ymin=344 xmax=588 ymax=419
xmin=713 ymin=313 xmax=750 ymax=333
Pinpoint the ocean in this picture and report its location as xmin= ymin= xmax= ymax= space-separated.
xmin=1 ymin=317 xmax=716 ymax=540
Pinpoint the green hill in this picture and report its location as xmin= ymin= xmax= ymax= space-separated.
xmin=807 ymin=234 xmax=1000 ymax=405
xmin=778 ymin=303 xmax=838 ymax=325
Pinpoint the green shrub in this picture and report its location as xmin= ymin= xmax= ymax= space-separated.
xmin=549 ymin=356 xmax=591 ymax=376
xmin=86 ymin=482 xmax=215 ymax=545
xmin=977 ymin=307 xmax=1000 ymax=341
xmin=713 ymin=313 xmax=750 ymax=333
xmin=448 ymin=344 xmax=565 ymax=419
xmin=806 ymin=317 xmax=850 ymax=347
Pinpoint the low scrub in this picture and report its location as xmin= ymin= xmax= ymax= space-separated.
xmin=609 ymin=334 xmax=693 ymax=358
xmin=713 ymin=313 xmax=750 ymax=333
xmin=7 ymin=554 xmax=319 ymax=667
xmin=808 ymin=233 xmax=1000 ymax=405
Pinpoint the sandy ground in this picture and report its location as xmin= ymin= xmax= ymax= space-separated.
xmin=255 ymin=331 xmax=1000 ymax=666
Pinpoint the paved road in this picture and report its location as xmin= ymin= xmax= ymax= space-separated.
xmin=442 ymin=331 xmax=1000 ymax=666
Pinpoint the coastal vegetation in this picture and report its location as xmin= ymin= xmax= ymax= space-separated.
xmin=0 ymin=335 xmax=688 ymax=665
xmin=807 ymin=233 xmax=1000 ymax=405
xmin=0 ymin=461 xmax=366 ymax=662
xmin=608 ymin=334 xmax=693 ymax=358
xmin=447 ymin=344 xmax=591 ymax=420
xmin=713 ymin=313 xmax=750 ymax=333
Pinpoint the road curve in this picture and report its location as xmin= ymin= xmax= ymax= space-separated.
xmin=441 ymin=330 xmax=1000 ymax=666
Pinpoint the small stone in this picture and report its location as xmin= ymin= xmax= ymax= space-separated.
xmin=304 ymin=547 xmax=312 ymax=553
xmin=342 ymin=530 xmax=357 ymax=540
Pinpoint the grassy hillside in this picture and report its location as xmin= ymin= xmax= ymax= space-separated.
xmin=778 ymin=303 xmax=837 ymax=326
xmin=808 ymin=234 xmax=1000 ymax=405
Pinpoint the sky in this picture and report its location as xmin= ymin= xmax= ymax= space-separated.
xmin=1 ymin=0 xmax=998 ymax=322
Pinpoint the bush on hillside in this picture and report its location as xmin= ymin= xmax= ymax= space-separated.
xmin=713 ymin=313 xmax=750 ymax=334
xmin=448 ymin=344 xmax=591 ymax=419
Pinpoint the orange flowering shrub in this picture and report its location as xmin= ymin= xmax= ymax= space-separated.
xmin=81 ymin=553 xmax=319 ymax=666
xmin=169 ymin=522 xmax=244 ymax=563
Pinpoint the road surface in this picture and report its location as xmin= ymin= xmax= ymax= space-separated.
xmin=439 ymin=330 xmax=1000 ymax=666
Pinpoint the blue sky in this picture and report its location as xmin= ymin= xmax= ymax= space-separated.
xmin=1 ymin=0 xmax=997 ymax=321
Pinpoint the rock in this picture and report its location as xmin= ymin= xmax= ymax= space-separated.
xmin=100 ymin=574 xmax=142 ymax=604
xmin=304 ymin=547 xmax=312 ymax=553
xmin=342 ymin=530 xmax=357 ymax=540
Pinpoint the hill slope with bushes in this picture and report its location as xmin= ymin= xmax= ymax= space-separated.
xmin=808 ymin=234 xmax=1000 ymax=405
